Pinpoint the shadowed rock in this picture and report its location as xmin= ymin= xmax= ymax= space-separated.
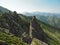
xmin=29 ymin=16 xmax=48 ymax=43
xmin=0 ymin=42 xmax=8 ymax=45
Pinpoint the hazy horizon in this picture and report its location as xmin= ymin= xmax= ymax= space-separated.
xmin=0 ymin=0 xmax=60 ymax=13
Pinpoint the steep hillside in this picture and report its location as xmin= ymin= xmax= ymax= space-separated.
xmin=38 ymin=20 xmax=60 ymax=45
xmin=0 ymin=7 xmax=60 ymax=45
xmin=36 ymin=15 xmax=60 ymax=29
xmin=0 ymin=11 xmax=48 ymax=45
xmin=0 ymin=11 xmax=30 ymax=45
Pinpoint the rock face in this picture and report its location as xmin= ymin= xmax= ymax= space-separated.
xmin=0 ymin=12 xmax=48 ymax=45
xmin=31 ymin=38 xmax=48 ymax=45
xmin=22 ymin=16 xmax=48 ymax=44
xmin=0 ymin=12 xmax=29 ymax=37
xmin=29 ymin=16 xmax=48 ymax=43
xmin=0 ymin=42 xmax=8 ymax=45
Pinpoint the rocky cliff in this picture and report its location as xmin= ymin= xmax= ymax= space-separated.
xmin=0 ymin=11 xmax=48 ymax=45
xmin=29 ymin=16 xmax=48 ymax=44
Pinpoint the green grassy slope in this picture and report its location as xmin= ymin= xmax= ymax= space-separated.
xmin=0 ymin=27 xmax=28 ymax=45
xmin=39 ymin=21 xmax=60 ymax=45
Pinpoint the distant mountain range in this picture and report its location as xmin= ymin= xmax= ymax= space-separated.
xmin=23 ymin=11 xmax=60 ymax=16
xmin=0 ymin=6 xmax=10 ymax=13
xmin=23 ymin=12 xmax=60 ymax=29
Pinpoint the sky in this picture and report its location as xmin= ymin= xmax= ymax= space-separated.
xmin=0 ymin=0 xmax=60 ymax=13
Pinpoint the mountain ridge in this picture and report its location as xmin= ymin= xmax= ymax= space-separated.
xmin=0 ymin=6 xmax=60 ymax=45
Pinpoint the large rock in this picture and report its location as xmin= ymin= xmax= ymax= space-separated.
xmin=29 ymin=16 xmax=48 ymax=43
xmin=0 ymin=42 xmax=8 ymax=45
xmin=31 ymin=38 xmax=48 ymax=45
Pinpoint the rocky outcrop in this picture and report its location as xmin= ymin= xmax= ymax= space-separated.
xmin=0 ymin=12 xmax=48 ymax=45
xmin=31 ymin=38 xmax=48 ymax=45
xmin=29 ymin=16 xmax=48 ymax=43
xmin=0 ymin=12 xmax=29 ymax=37
xmin=0 ymin=42 xmax=8 ymax=45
